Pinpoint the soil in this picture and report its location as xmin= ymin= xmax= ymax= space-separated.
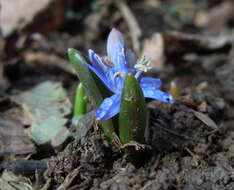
xmin=0 ymin=0 xmax=234 ymax=190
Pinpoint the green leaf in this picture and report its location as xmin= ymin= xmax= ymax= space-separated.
xmin=68 ymin=48 xmax=103 ymax=107
xmin=74 ymin=83 xmax=87 ymax=116
xmin=68 ymin=48 xmax=115 ymax=140
xmin=119 ymin=74 xmax=147 ymax=144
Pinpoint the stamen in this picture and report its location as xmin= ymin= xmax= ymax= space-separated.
xmin=104 ymin=56 xmax=114 ymax=67
xmin=114 ymin=72 xmax=123 ymax=78
xmin=134 ymin=56 xmax=152 ymax=72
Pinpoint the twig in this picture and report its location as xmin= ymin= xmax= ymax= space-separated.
xmin=56 ymin=167 xmax=81 ymax=190
xmin=121 ymin=140 xmax=148 ymax=151
xmin=115 ymin=0 xmax=142 ymax=53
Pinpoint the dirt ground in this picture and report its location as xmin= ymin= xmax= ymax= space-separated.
xmin=0 ymin=0 xmax=234 ymax=189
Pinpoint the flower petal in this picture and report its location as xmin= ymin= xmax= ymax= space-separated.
xmin=107 ymin=28 xmax=124 ymax=63
xmin=116 ymin=44 xmax=128 ymax=71
xmin=142 ymin=88 xmax=173 ymax=103
xmin=135 ymin=70 xmax=143 ymax=79
xmin=96 ymin=94 xmax=121 ymax=120
xmin=88 ymin=49 xmax=109 ymax=74
xmin=85 ymin=61 xmax=113 ymax=92
xmin=106 ymin=28 xmax=128 ymax=71
xmin=140 ymin=77 xmax=162 ymax=89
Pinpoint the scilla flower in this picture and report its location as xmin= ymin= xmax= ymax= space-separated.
xmin=86 ymin=28 xmax=173 ymax=120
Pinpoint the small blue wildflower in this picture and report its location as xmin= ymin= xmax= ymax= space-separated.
xmin=86 ymin=28 xmax=173 ymax=120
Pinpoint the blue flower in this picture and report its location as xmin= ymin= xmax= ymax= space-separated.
xmin=86 ymin=28 xmax=173 ymax=120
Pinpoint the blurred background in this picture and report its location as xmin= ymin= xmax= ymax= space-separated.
xmin=0 ymin=0 xmax=234 ymax=189
xmin=1 ymin=0 xmax=234 ymax=92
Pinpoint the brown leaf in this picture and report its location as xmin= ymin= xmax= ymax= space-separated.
xmin=0 ymin=0 xmax=70 ymax=37
xmin=0 ymin=112 xmax=36 ymax=155
xmin=197 ymin=102 xmax=208 ymax=113
xmin=142 ymin=33 xmax=165 ymax=69
xmin=0 ymin=170 xmax=33 ymax=190
xmin=195 ymin=1 xmax=234 ymax=34
xmin=192 ymin=110 xmax=218 ymax=130
xmin=23 ymin=51 xmax=74 ymax=74
xmin=163 ymin=31 xmax=234 ymax=56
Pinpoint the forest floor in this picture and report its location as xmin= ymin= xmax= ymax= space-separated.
xmin=0 ymin=0 xmax=234 ymax=189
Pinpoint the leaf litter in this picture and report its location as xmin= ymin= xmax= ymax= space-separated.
xmin=1 ymin=0 xmax=234 ymax=189
xmin=11 ymin=81 xmax=72 ymax=145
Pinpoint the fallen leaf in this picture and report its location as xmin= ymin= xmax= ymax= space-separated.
xmin=163 ymin=31 xmax=234 ymax=56
xmin=51 ymin=127 xmax=71 ymax=148
xmin=196 ymin=81 xmax=208 ymax=92
xmin=23 ymin=51 xmax=75 ymax=75
xmin=192 ymin=110 xmax=218 ymax=130
xmin=0 ymin=110 xmax=36 ymax=155
xmin=195 ymin=1 xmax=234 ymax=34
xmin=0 ymin=170 xmax=33 ymax=190
xmin=72 ymin=111 xmax=96 ymax=141
xmin=11 ymin=81 xmax=72 ymax=145
xmin=0 ymin=0 xmax=70 ymax=37
xmin=197 ymin=102 xmax=208 ymax=113
xmin=142 ymin=33 xmax=165 ymax=69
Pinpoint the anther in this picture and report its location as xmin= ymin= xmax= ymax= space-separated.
xmin=114 ymin=72 xmax=123 ymax=78
xmin=104 ymin=57 xmax=114 ymax=67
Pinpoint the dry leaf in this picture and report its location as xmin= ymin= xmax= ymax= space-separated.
xmin=192 ymin=110 xmax=218 ymax=130
xmin=0 ymin=0 xmax=70 ymax=37
xmin=0 ymin=115 xmax=36 ymax=155
xmin=142 ymin=33 xmax=165 ymax=69
xmin=11 ymin=81 xmax=72 ymax=145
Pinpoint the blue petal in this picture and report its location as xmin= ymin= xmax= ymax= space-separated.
xmin=72 ymin=49 xmax=111 ymax=89
xmin=116 ymin=44 xmax=128 ymax=71
xmin=107 ymin=28 xmax=124 ymax=63
xmin=96 ymin=94 xmax=121 ymax=120
xmin=89 ymin=49 xmax=109 ymax=74
xmin=140 ymin=77 xmax=162 ymax=89
xmin=135 ymin=70 xmax=143 ymax=79
xmin=106 ymin=28 xmax=128 ymax=71
xmin=88 ymin=49 xmax=117 ymax=90
xmin=114 ymin=76 xmax=124 ymax=92
xmin=85 ymin=61 xmax=113 ymax=92
xmin=142 ymin=88 xmax=173 ymax=104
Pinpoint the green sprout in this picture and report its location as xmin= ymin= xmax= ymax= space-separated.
xmin=74 ymin=83 xmax=87 ymax=116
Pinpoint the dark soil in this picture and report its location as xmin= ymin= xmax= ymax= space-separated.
xmin=0 ymin=0 xmax=234 ymax=190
